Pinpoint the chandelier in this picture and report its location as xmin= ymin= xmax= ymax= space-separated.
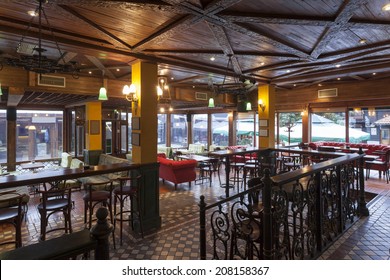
xmin=4 ymin=0 xmax=80 ymax=78
xmin=157 ymin=77 xmax=173 ymax=112
xmin=209 ymin=55 xmax=257 ymax=96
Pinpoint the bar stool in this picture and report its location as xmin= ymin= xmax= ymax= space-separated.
xmin=83 ymin=180 xmax=115 ymax=248
xmin=229 ymin=156 xmax=245 ymax=190
xmin=113 ymin=175 xmax=144 ymax=245
xmin=37 ymin=182 xmax=73 ymax=241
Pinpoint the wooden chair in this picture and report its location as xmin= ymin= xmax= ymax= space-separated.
xmin=37 ymin=182 xmax=73 ymax=241
xmin=198 ymin=158 xmax=221 ymax=186
xmin=0 ymin=190 xmax=25 ymax=248
xmin=113 ymin=175 xmax=144 ymax=245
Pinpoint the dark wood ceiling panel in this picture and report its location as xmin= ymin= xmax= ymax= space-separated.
xmin=2 ymin=0 xmax=390 ymax=98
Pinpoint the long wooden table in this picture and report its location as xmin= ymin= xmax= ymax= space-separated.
xmin=0 ymin=162 xmax=140 ymax=190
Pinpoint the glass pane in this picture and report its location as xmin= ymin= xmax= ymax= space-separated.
xmin=158 ymin=114 xmax=167 ymax=146
xmin=0 ymin=110 xmax=6 ymax=164
xmin=105 ymin=121 xmax=112 ymax=154
xmin=311 ymin=111 xmax=345 ymax=143
xmin=192 ymin=114 xmax=208 ymax=146
xmin=278 ymin=112 xmax=302 ymax=145
xmin=211 ymin=113 xmax=229 ymax=146
xmin=170 ymin=114 xmax=188 ymax=148
xmin=16 ymin=110 xmax=63 ymax=161
xmin=128 ymin=113 xmax=132 ymax=151
xmin=349 ymin=108 xmax=390 ymax=144
xmin=236 ymin=112 xmax=255 ymax=146
xmin=121 ymin=124 xmax=127 ymax=153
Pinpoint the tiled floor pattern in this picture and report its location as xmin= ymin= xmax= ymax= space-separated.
xmin=1 ymin=172 xmax=390 ymax=260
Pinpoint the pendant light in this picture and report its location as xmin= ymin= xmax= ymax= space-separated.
xmin=98 ymin=70 xmax=108 ymax=100
xmin=208 ymin=97 xmax=215 ymax=108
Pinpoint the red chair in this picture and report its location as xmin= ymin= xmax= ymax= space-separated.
xmin=365 ymin=149 xmax=390 ymax=183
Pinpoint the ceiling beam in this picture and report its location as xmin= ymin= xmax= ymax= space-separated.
xmin=58 ymin=5 xmax=133 ymax=50
xmin=85 ymin=55 xmax=116 ymax=79
xmin=310 ymin=0 xmax=368 ymax=59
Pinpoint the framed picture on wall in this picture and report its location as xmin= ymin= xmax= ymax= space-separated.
xmin=259 ymin=129 xmax=268 ymax=137
xmin=259 ymin=119 xmax=268 ymax=127
xmin=132 ymin=117 xmax=140 ymax=130
xmin=131 ymin=132 xmax=140 ymax=146
xmin=89 ymin=120 xmax=100 ymax=135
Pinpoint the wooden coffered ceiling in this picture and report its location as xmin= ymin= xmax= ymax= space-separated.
xmin=1 ymin=0 xmax=390 ymax=100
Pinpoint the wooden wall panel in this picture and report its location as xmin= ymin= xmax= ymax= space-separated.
xmin=275 ymin=78 xmax=390 ymax=111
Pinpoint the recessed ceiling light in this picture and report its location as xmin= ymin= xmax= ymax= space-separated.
xmin=210 ymin=56 xmax=215 ymax=61
xmin=286 ymin=70 xmax=290 ymax=73
xmin=382 ymin=3 xmax=390 ymax=11
xmin=171 ymin=77 xmax=174 ymax=80
xmin=27 ymin=10 xmax=37 ymax=16
xmin=359 ymin=38 xmax=367 ymax=44
xmin=373 ymin=72 xmax=377 ymax=75
xmin=260 ymin=62 xmax=265 ymax=66
xmin=293 ymin=84 xmax=296 ymax=87
xmin=335 ymin=64 xmax=341 ymax=68
xmin=318 ymin=83 xmax=322 ymax=87
xmin=337 ymin=78 xmax=341 ymax=80
xmin=88 ymin=71 xmax=92 ymax=74
xmin=116 ymin=69 xmax=120 ymax=72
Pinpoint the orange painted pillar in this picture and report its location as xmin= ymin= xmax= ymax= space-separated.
xmin=130 ymin=61 xmax=158 ymax=164
xmin=258 ymin=85 xmax=275 ymax=148
xmin=85 ymin=101 xmax=102 ymax=150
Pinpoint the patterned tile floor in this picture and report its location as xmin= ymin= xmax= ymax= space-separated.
xmin=1 ymin=170 xmax=390 ymax=260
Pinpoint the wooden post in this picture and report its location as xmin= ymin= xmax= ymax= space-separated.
xmin=358 ymin=147 xmax=369 ymax=216
xmin=262 ymin=168 xmax=273 ymax=259
xmin=199 ymin=195 xmax=206 ymax=260
xmin=90 ymin=207 xmax=114 ymax=260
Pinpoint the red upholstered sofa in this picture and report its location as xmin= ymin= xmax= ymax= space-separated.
xmin=157 ymin=154 xmax=197 ymax=190
xmin=309 ymin=141 xmax=390 ymax=156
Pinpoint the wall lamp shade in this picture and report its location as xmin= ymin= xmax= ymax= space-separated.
xmin=258 ymin=99 xmax=266 ymax=112
xmin=208 ymin=97 xmax=215 ymax=108
xmin=246 ymin=102 xmax=252 ymax=111
xmin=98 ymin=87 xmax=108 ymax=100
xmin=123 ymin=84 xmax=138 ymax=102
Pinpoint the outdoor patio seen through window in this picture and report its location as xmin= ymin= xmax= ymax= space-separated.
xmin=192 ymin=114 xmax=208 ymax=147
xmin=311 ymin=110 xmax=345 ymax=143
xmin=278 ymin=112 xmax=303 ymax=145
xmin=170 ymin=114 xmax=188 ymax=148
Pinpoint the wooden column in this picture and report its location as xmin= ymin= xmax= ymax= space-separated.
xmin=130 ymin=61 xmax=161 ymax=231
xmin=258 ymin=85 xmax=276 ymax=148
xmin=131 ymin=61 xmax=158 ymax=164
xmin=6 ymin=108 xmax=17 ymax=172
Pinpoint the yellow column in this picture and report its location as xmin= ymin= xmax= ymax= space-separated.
xmin=85 ymin=102 xmax=102 ymax=150
xmin=258 ymin=84 xmax=275 ymax=148
xmin=131 ymin=61 xmax=158 ymax=164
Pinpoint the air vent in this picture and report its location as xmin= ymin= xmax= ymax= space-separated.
xmin=37 ymin=75 xmax=66 ymax=88
xmin=318 ymin=88 xmax=337 ymax=98
xmin=16 ymin=42 xmax=37 ymax=55
xmin=195 ymin=92 xmax=208 ymax=100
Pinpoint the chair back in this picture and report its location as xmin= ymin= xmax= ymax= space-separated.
xmin=60 ymin=152 xmax=72 ymax=168
xmin=37 ymin=182 xmax=72 ymax=210
xmin=0 ymin=190 xmax=24 ymax=215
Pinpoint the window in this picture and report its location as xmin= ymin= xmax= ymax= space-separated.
xmin=278 ymin=112 xmax=302 ymax=145
xmin=0 ymin=110 xmax=6 ymax=164
xmin=128 ymin=113 xmax=132 ymax=151
xmin=16 ymin=110 xmax=63 ymax=161
xmin=158 ymin=114 xmax=167 ymax=146
xmin=211 ymin=113 xmax=229 ymax=146
xmin=170 ymin=114 xmax=188 ymax=148
xmin=311 ymin=110 xmax=345 ymax=143
xmin=192 ymin=114 xmax=208 ymax=146
xmin=236 ymin=112 xmax=255 ymax=146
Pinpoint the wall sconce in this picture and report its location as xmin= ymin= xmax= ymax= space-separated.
xmin=123 ymin=84 xmax=138 ymax=103
xmin=368 ymin=107 xmax=376 ymax=117
xmin=258 ymin=99 xmax=266 ymax=112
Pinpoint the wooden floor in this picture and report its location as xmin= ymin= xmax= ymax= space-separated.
xmin=0 ymin=168 xmax=389 ymax=260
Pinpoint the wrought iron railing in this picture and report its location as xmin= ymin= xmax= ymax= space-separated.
xmin=199 ymin=149 xmax=367 ymax=260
